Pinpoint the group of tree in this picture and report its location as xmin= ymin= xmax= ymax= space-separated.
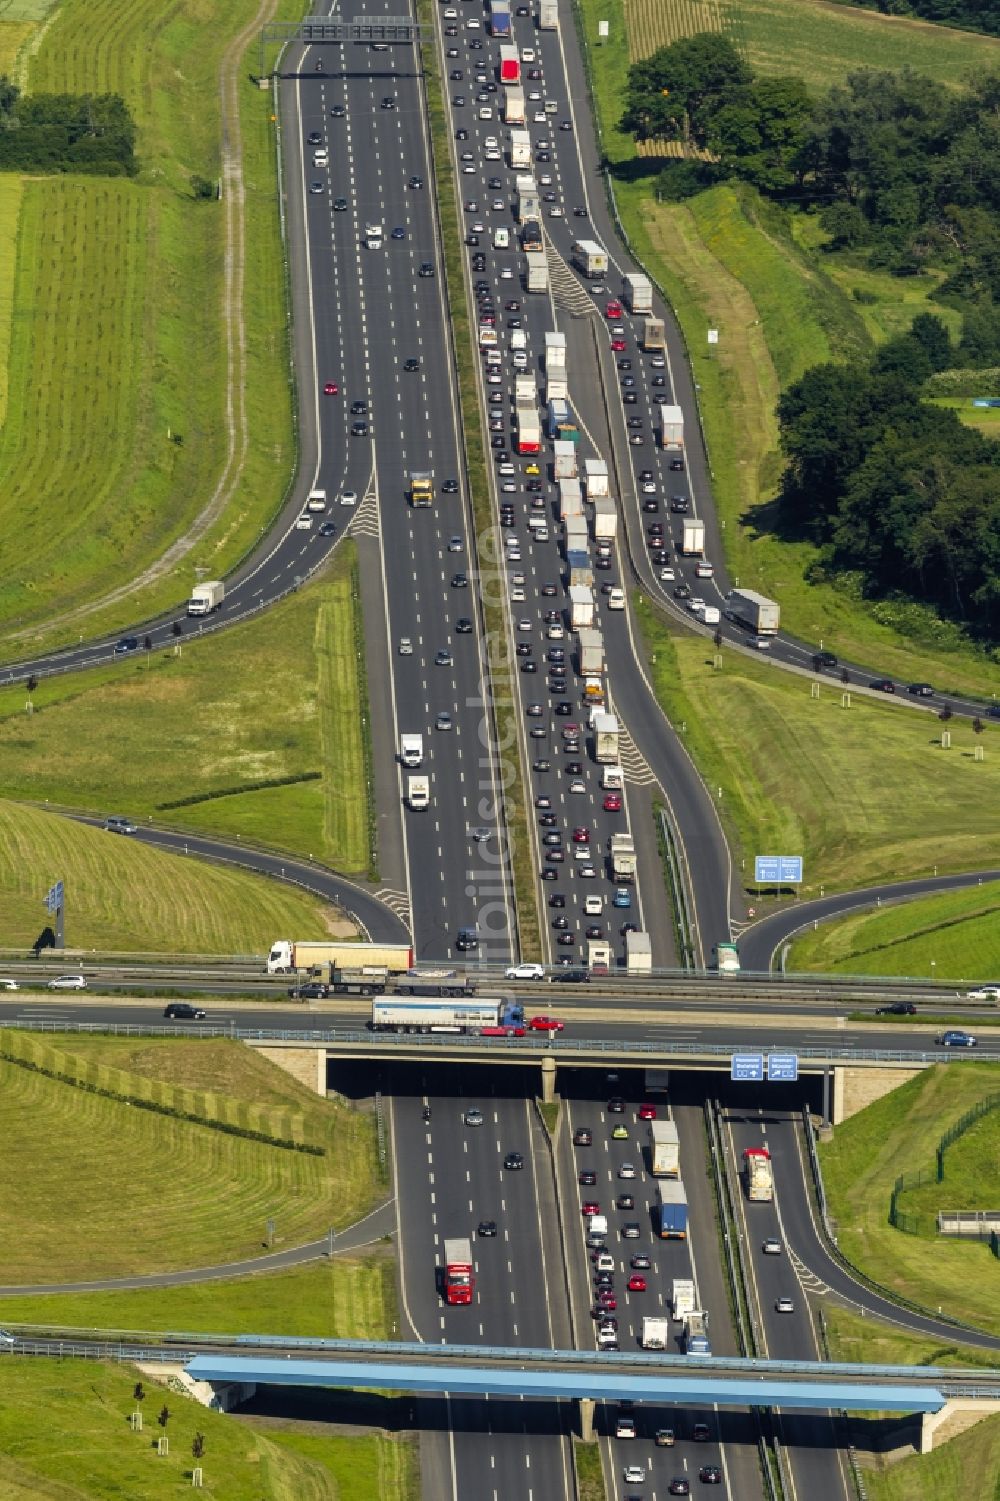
xmin=839 ymin=0 xmax=1000 ymax=40
xmin=0 ymin=77 xmax=136 ymax=175
xmin=777 ymin=315 xmax=1000 ymax=638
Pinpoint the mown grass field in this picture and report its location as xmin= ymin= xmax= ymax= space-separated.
xmin=862 ymin=1413 xmax=1000 ymax=1500
xmin=578 ymin=0 xmax=1000 ymax=697
xmin=575 ymin=1439 xmax=606 ymax=1501
xmin=0 ymin=1034 xmax=382 ymax=1281
xmin=822 ymin=1304 xmax=999 ymax=1370
xmin=0 ymin=547 xmax=372 ymax=876
xmin=789 ymin=882 xmax=1000 ymax=981
xmin=819 ymin=1065 xmax=1000 ymax=1332
xmin=0 ymin=1359 xmax=417 ymax=1501
xmin=0 ymin=799 xmax=339 ymax=955
xmin=0 ymin=0 xmax=297 ymax=652
xmin=636 ymin=605 xmax=1000 ymax=895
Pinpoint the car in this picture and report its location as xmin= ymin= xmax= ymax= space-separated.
xmin=668 ymin=1479 xmax=690 ymax=1496
xmin=775 ymin=1296 xmax=795 ymax=1313
xmin=612 ymin=1123 xmax=629 ymax=1139
xmin=937 ymin=1030 xmax=977 ymax=1047
xmin=114 ymin=636 xmax=139 ymax=654
xmin=813 ymin=650 xmax=838 ymax=671
xmin=478 ymin=1219 xmax=497 ymax=1237
xmin=391 ymin=226 xmax=406 ymax=241
xmin=638 ymin=1104 xmax=657 ymax=1120
xmin=871 ymin=677 xmax=896 ymax=693
xmin=435 ymin=712 xmax=453 ymax=731
xmin=574 ymin=1127 xmax=593 ymax=1146
xmin=624 ymin=1467 xmax=646 ymax=1486
xmin=381 ymin=96 xmax=396 ymax=109
xmin=529 ymin=1015 xmax=564 ymax=1032
xmin=537 ymin=796 xmax=554 ymax=811
xmin=875 ymin=1001 xmax=917 ymax=1015
xmin=602 ymin=792 xmax=623 ymax=813
xmin=607 ymin=1097 xmax=626 ymax=1114
xmin=465 ymin=1108 xmax=484 ymax=1126
xmin=579 ymin=1169 xmax=598 ymax=1186
xmin=287 ymin=982 xmax=328 ymax=1000
xmin=309 ymin=180 xmax=325 ymax=195
xmin=339 ymin=489 xmax=357 ymax=507
xmin=699 ymin=1466 xmax=723 ymax=1485
xmin=627 ymin=1273 xmax=647 ymax=1292
xmin=541 ymin=867 xmax=558 ymax=880
xmin=350 ymin=420 xmax=369 ymax=436
xmin=504 ymin=1152 xmax=524 ymax=1170
xmin=456 ymin=618 xmax=473 ymax=634
xmin=441 ymin=478 xmax=459 ymax=494
xmin=656 ymin=1427 xmax=676 ymax=1447
xmin=965 ymin=985 xmax=1000 ymax=1001
xmin=614 ymin=1194 xmax=633 ymax=1211
xmin=612 ymin=339 xmax=627 ymax=352
xmin=46 ymin=972 xmax=88 ymax=991
xmin=572 ymin=826 xmax=590 ymax=843
xmin=618 ymin=1162 xmax=636 ymax=1179
xmin=506 ymin=963 xmax=545 ymax=981
xmin=595 ymin=1293 xmax=617 ymax=1311
xmin=333 ymin=196 xmax=348 ymax=211
xmin=164 ymin=1002 xmax=207 ymax=1019
xmin=622 ymin=1222 xmax=641 ymax=1239
xmin=582 ymin=1200 xmax=601 ymax=1217
xmin=631 ymin=1253 xmax=651 ymax=1270
xmin=568 ymin=778 xmax=586 ymax=793
xmin=403 ymin=357 xmax=420 ymax=372
xmin=908 ymin=682 xmax=935 ymax=697
xmin=0 ymin=978 xmax=19 ymax=991
xmin=762 ymin=1237 xmax=782 ymax=1255
xmin=613 ymin=888 xmax=632 ymax=908
xmin=692 ymin=1423 xmax=711 ymax=1441
xmin=435 ymin=649 xmax=453 ymax=667
xmin=419 ymin=262 xmax=435 ymax=278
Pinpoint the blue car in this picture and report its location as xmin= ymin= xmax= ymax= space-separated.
xmin=936 ymin=1030 xmax=977 ymax=1047
xmin=114 ymin=636 xmax=139 ymax=654
xmin=612 ymin=887 xmax=632 ymax=909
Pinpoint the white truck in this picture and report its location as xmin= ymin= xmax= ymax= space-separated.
xmin=681 ymin=518 xmax=705 ymax=556
xmin=649 ymin=1120 xmax=680 ymax=1177
xmin=544 ymin=330 xmax=567 ymax=371
xmin=504 ymin=84 xmax=526 ymax=125
xmin=267 ymin=939 xmax=414 ymax=975
xmin=609 ymin=832 xmax=636 ymax=881
xmin=626 ymin=930 xmax=652 ymax=974
xmin=624 ymin=272 xmax=653 ymax=315
xmin=514 ymin=173 xmax=539 ymax=222
xmin=514 ymin=373 xmax=536 ymax=406
xmin=525 ymin=248 xmax=548 ymax=293
xmin=553 ymin=440 xmax=577 ymax=480
xmin=729 ymin=588 xmax=781 ymax=636
xmin=516 ymin=405 xmax=541 ymax=454
xmin=567 ymin=552 xmax=593 ymax=589
xmin=659 ymin=402 xmax=684 ymax=451
xmin=587 ymin=939 xmax=612 ymax=973
xmin=305 ymin=488 xmax=328 ymax=513
xmin=407 ymin=774 xmax=430 ymax=811
xmin=572 ymin=239 xmax=608 ymax=278
xmin=578 ymin=627 xmax=604 ymax=676
xmin=642 ymin=316 xmax=666 ymax=352
xmin=568 ymin=583 xmax=594 ymax=630
xmin=642 ymin=1316 xmax=672 ymax=1351
xmin=671 ymin=1278 xmax=696 ymax=1320
xmin=744 ymin=1147 xmax=774 ymax=1202
xmin=187 ymin=579 xmax=225 ymax=617
xmin=586 ymin=1211 xmax=608 ymax=1246
xmin=539 ymin=0 xmax=558 ymax=26
xmin=565 ymin=517 xmax=588 ymax=555
xmin=509 ymin=127 xmax=531 ymax=169
xmin=593 ymin=495 xmax=617 ymax=541
xmin=400 ymin=733 xmax=424 ymax=768
xmin=559 ymin=478 xmax=583 ymax=520
xmin=717 ymin=942 xmax=741 ymax=974
xmin=583 ymin=457 xmax=609 ymax=498
xmin=593 ymin=711 xmax=619 ymax=763
xmin=602 ymin=763 xmax=624 ymax=791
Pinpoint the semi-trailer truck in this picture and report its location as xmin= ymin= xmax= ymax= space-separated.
xmin=729 ymin=588 xmax=781 ymax=636
xmin=649 ymin=1120 xmax=680 ymax=1177
xmin=558 ymin=478 xmax=583 ymax=520
xmin=371 ymin=997 xmax=525 ymax=1033
xmin=744 ymin=1147 xmax=774 ymax=1201
xmin=657 ymin=1180 xmax=688 ymax=1238
xmin=521 ymin=218 xmax=542 ymax=252
xmin=488 ymin=0 xmax=512 ymax=35
xmin=443 ymin=1238 xmax=474 ymax=1305
xmin=568 ymin=551 xmax=593 ymax=589
xmin=267 ymin=940 xmax=414 ymax=974
xmin=553 ymin=441 xmax=577 ymax=480
xmin=624 ymin=272 xmax=653 ymax=315
xmin=572 ymin=239 xmax=608 ymax=278
xmin=187 ymin=580 xmax=225 ymax=617
xmin=593 ymin=711 xmax=619 ymax=763
xmin=544 ymin=330 xmax=567 ymax=372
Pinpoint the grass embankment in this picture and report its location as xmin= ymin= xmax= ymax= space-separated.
xmin=575 ymin=1439 xmax=607 ymax=1501
xmin=0 ymin=0 xmax=296 ymax=652
xmin=419 ymin=0 xmax=541 ymax=957
xmin=0 ymin=545 xmax=372 ymax=876
xmin=635 ymin=606 xmax=1000 ymax=896
xmin=789 ymin=882 xmax=1000 ymax=981
xmin=0 ymin=800 xmax=341 ymax=955
xmin=819 ymin=1065 xmax=1000 ymax=1333
xmin=0 ymin=1360 xmax=417 ymax=1500
xmin=575 ymin=0 xmax=1000 ymax=699
xmin=0 ymin=1035 xmax=382 ymax=1282
xmin=822 ymin=1304 xmax=999 ymax=1370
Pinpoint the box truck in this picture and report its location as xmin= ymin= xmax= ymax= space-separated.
xmin=684 ymin=1311 xmax=711 ymax=1355
xmin=407 ymin=774 xmax=430 ymax=810
xmin=399 ymin=732 xmax=424 ymax=767
xmin=567 ymin=551 xmax=593 ymax=588
xmin=729 ymin=588 xmax=781 ymax=636
xmin=744 ymin=1147 xmax=774 ymax=1202
xmin=558 ymin=477 xmax=583 ymax=520
xmin=553 ymin=440 xmax=577 ymax=479
xmin=609 ymin=832 xmax=636 ymax=881
xmin=514 ymin=172 xmax=538 ymax=221
xmin=504 ymin=85 xmax=525 ymax=124
xmin=602 ymin=764 xmax=623 ymax=791
xmin=443 ymin=1238 xmax=474 ymax=1305
xmin=488 ymin=0 xmax=512 ymax=35
xmin=642 ymin=316 xmax=666 ymax=352
xmin=593 ymin=495 xmax=617 ymax=541
xmin=509 ymin=128 xmax=531 ymax=169
xmin=624 ymin=272 xmax=653 ymax=315
xmin=659 ymin=403 xmax=684 ymax=451
xmin=539 ymin=0 xmax=558 ymax=27
xmin=657 ymin=1180 xmax=688 ymax=1239
xmin=672 ymin=1278 xmax=696 ymax=1320
xmin=525 ymin=248 xmax=548 ymax=293
xmin=583 ymin=457 xmax=609 ymax=498
xmin=569 ymin=583 xmax=594 ymax=629
xmin=642 ymin=1316 xmax=671 ymax=1350
xmin=499 ymin=44 xmax=520 ymax=84
xmin=593 ymin=711 xmax=619 ymax=763
xmin=187 ymin=580 xmax=225 ymax=617
xmin=572 ymin=239 xmax=608 ymax=278
xmin=578 ymin=627 xmax=604 ymax=676
xmin=649 ymin=1120 xmax=680 ymax=1177
xmin=514 ymin=374 xmax=535 ymax=406
xmin=626 ymin=930 xmax=652 ymax=974
xmin=681 ymin=518 xmax=705 ymax=556
xmin=516 ymin=405 xmax=541 ymax=454
xmin=544 ymin=331 xmax=567 ymax=372
xmin=409 ymin=471 xmax=434 ymax=507
xmin=565 ymin=517 xmax=588 ymax=555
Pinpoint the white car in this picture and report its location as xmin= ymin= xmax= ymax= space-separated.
xmin=965 ymin=985 xmax=1000 ymax=1001
xmin=618 ymin=1162 xmax=636 ymax=1179
xmin=549 ymin=206 xmax=563 ymax=218
xmin=295 ymin=513 xmax=313 ymax=529
xmin=486 ymin=149 xmax=501 ymax=160
xmin=762 ymin=1238 xmax=782 ymax=1255
xmin=659 ymin=566 xmax=676 ymax=582
xmin=584 ymin=895 xmax=603 ymax=915
xmin=547 ymin=623 xmax=565 ymax=639
xmin=500 ymin=266 xmax=514 ymax=279
xmin=623 ymin=1467 xmax=645 ymax=1485
xmin=47 ymin=974 xmax=87 ymax=991
xmin=506 ymin=963 xmax=545 ymax=980
xmin=484 ymin=135 xmax=498 ymax=149
xmin=399 ymin=638 xmax=413 ymax=655
xmin=340 ymin=489 xmax=358 ymax=506
xmin=775 ymin=1296 xmax=795 ymax=1313
xmin=0 ymin=978 xmax=20 ymax=991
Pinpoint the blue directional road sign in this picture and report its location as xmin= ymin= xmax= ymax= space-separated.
xmin=754 ymin=855 xmax=803 ymax=884
xmin=44 ymin=880 xmax=64 ymax=914
xmin=767 ymin=1053 xmax=799 ymax=1082
xmin=731 ymin=1054 xmax=765 ymax=1082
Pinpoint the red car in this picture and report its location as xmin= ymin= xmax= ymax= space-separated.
xmin=323 ymin=381 xmax=339 ymax=395
xmin=611 ymin=338 xmax=627 ymax=352
xmin=572 ymin=827 xmax=590 ymax=844
xmin=481 ymin=1024 xmax=526 ymax=1037
xmin=529 ymin=1015 xmax=564 ymax=1033
xmin=638 ymin=1104 xmax=657 ymax=1120
xmin=605 ymin=300 xmax=623 ymax=319
xmin=603 ymin=793 xmax=622 ymax=812
xmin=596 ymin=1292 xmax=617 ymax=1310
xmin=582 ymin=1200 xmax=600 ymax=1216
xmin=627 ymin=1274 xmax=647 ymax=1292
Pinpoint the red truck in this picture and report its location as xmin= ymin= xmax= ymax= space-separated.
xmin=443 ymin=1238 xmax=475 ymax=1305
xmin=499 ymin=44 xmax=520 ymax=83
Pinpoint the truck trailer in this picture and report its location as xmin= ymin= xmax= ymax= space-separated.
xmin=744 ymin=1147 xmax=774 ymax=1201
xmin=318 ymin=964 xmax=390 ymax=995
xmin=498 ymin=44 xmax=520 ymax=84
xmin=567 ymin=551 xmax=593 ymax=588
xmin=568 ymin=583 xmax=594 ymax=630
xmin=516 ymin=405 xmax=541 ymax=454
xmin=649 ymin=1120 xmax=680 ymax=1177
xmin=642 ymin=316 xmax=666 ymax=352
xmin=267 ymin=940 xmax=414 ymax=975
xmin=370 ymin=997 xmax=524 ymax=1034
xmin=395 ymin=968 xmax=476 ymax=998
xmin=572 ymin=239 xmax=608 ymax=278
xmin=509 ymin=128 xmax=531 ymax=169
xmin=187 ymin=579 xmax=225 ymax=617
xmin=624 ymin=272 xmax=653 ymax=315
xmin=525 ymin=248 xmax=548 ymax=293
xmin=553 ymin=440 xmax=577 ymax=479
xmin=681 ymin=518 xmax=705 ymax=556
xmin=443 ymin=1238 xmax=474 ymax=1305
xmin=564 ymin=517 xmax=588 ymax=554
xmin=558 ymin=478 xmax=583 ymax=520
xmin=539 ymin=0 xmax=558 ymax=27
xmin=504 ymin=84 xmax=525 ymax=125
xmin=659 ymin=403 xmax=684 ymax=451
xmin=593 ymin=711 xmax=619 ymax=763
xmin=657 ymin=1180 xmax=689 ymax=1239
xmin=583 ymin=457 xmax=609 ymax=498
xmin=641 ymin=1316 xmax=671 ymax=1351
xmin=593 ymin=495 xmax=617 ymax=541
xmin=671 ymin=1278 xmax=696 ymax=1320
xmin=488 ymin=0 xmax=511 ymax=34
xmin=544 ymin=330 xmax=567 ymax=371
xmin=514 ymin=173 xmax=538 ymax=222
xmin=578 ymin=626 xmax=604 ymax=676
xmin=729 ymin=588 xmax=781 ymax=636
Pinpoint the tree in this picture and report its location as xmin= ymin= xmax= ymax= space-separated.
xmin=192 ymin=1433 xmax=205 ymax=1460
xmin=26 ymin=674 xmax=37 ymax=693
xmin=908 ymin=313 xmax=952 ymax=373
xmin=708 ymin=75 xmax=813 ymax=193
xmin=133 ymin=1382 xmax=145 ymax=1403
xmin=620 ymin=33 xmax=751 ymax=146
xmin=158 ymin=1405 xmax=171 ymax=1428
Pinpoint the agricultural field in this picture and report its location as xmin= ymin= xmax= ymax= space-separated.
xmin=0 ymin=547 xmax=373 ymax=876
xmin=0 ymin=1031 xmax=383 ymax=1281
xmin=0 ymin=0 xmax=298 ymax=653
xmin=819 ymin=1064 xmax=1000 ymax=1332
xmin=636 ymin=605 xmax=1000 ymax=896
xmin=788 ymin=881 xmax=1000 ymax=981
xmin=0 ymin=798 xmax=341 ymax=955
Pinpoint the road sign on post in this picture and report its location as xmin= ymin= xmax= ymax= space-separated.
xmin=44 ymin=880 xmax=65 ymax=948
xmin=731 ymin=1054 xmax=764 ymax=1082
xmin=767 ymin=1053 xmax=799 ymax=1082
xmin=754 ymin=856 xmax=803 ymax=884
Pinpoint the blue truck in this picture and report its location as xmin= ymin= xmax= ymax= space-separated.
xmin=657 ymin=1180 xmax=688 ymax=1239
xmin=489 ymin=0 xmax=512 ymax=35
